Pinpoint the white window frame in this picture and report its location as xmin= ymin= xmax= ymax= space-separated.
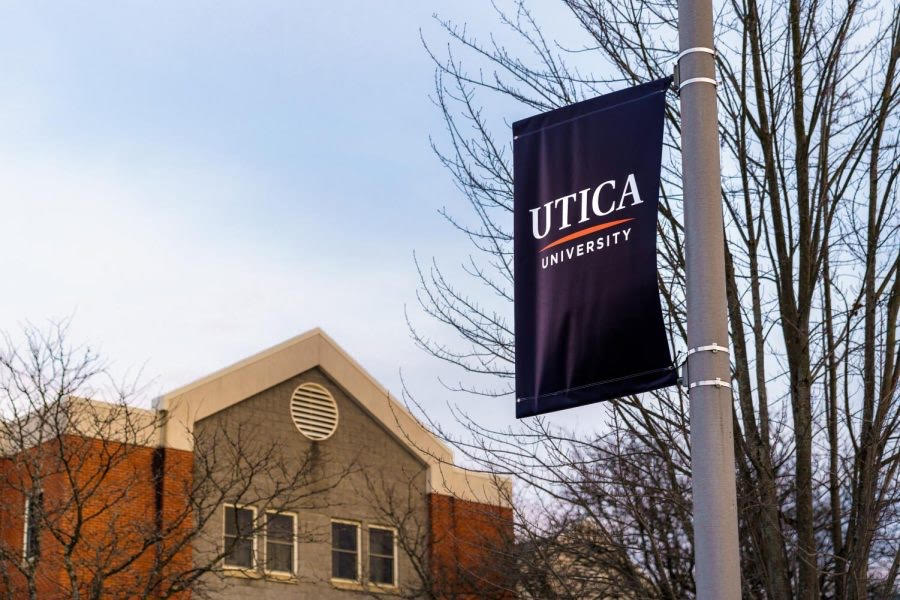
xmin=263 ymin=510 xmax=297 ymax=576
xmin=367 ymin=525 xmax=398 ymax=588
xmin=22 ymin=497 xmax=31 ymax=561
xmin=22 ymin=491 xmax=41 ymax=562
xmin=22 ymin=496 xmax=30 ymax=561
xmin=330 ymin=518 xmax=361 ymax=583
xmin=222 ymin=504 xmax=257 ymax=570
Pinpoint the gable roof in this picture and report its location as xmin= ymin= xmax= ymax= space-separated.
xmin=154 ymin=329 xmax=508 ymax=506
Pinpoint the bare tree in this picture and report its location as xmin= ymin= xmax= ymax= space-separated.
xmin=0 ymin=322 xmax=349 ymax=599
xmin=411 ymin=1 xmax=900 ymax=598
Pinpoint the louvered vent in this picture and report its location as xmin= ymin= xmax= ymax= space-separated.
xmin=290 ymin=382 xmax=339 ymax=441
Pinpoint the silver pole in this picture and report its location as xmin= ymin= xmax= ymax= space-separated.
xmin=677 ymin=0 xmax=742 ymax=598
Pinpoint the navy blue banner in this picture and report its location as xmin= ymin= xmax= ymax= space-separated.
xmin=514 ymin=78 xmax=677 ymax=418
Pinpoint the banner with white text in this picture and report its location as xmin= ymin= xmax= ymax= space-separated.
xmin=514 ymin=77 xmax=677 ymax=418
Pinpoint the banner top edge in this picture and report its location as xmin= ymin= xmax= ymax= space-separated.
xmin=512 ymin=76 xmax=672 ymax=139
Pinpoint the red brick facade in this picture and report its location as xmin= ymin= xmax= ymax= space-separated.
xmin=0 ymin=437 xmax=192 ymax=599
xmin=428 ymin=493 xmax=515 ymax=599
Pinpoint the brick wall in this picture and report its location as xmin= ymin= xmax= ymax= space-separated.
xmin=0 ymin=437 xmax=192 ymax=599
xmin=0 ymin=455 xmax=27 ymax=593
xmin=428 ymin=492 xmax=515 ymax=599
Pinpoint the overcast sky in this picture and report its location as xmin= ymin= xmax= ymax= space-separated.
xmin=0 ymin=1 xmax=604 ymax=437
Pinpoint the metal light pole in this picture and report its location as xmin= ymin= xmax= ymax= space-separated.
xmin=677 ymin=0 xmax=742 ymax=598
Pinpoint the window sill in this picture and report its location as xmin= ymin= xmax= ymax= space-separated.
xmin=264 ymin=571 xmax=299 ymax=584
xmin=223 ymin=568 xmax=262 ymax=580
xmin=331 ymin=578 xmax=362 ymax=589
xmin=330 ymin=579 xmax=398 ymax=594
xmin=223 ymin=569 xmax=300 ymax=584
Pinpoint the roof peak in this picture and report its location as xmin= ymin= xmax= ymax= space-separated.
xmin=156 ymin=328 xmax=453 ymax=464
xmin=153 ymin=328 xmax=509 ymax=506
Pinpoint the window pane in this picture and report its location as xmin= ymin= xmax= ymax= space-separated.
xmin=267 ymin=514 xmax=293 ymax=542
xmin=331 ymin=522 xmax=358 ymax=580
xmin=370 ymin=556 xmax=394 ymax=585
xmin=236 ymin=508 xmax=253 ymax=536
xmin=225 ymin=537 xmax=253 ymax=568
xmin=369 ymin=529 xmax=393 ymax=556
xmin=224 ymin=506 xmax=254 ymax=568
xmin=224 ymin=507 xmax=237 ymax=536
xmin=225 ymin=506 xmax=253 ymax=537
xmin=332 ymin=522 xmax=357 ymax=551
xmin=332 ymin=550 xmax=357 ymax=580
xmin=267 ymin=541 xmax=293 ymax=573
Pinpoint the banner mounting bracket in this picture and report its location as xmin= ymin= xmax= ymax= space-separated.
xmin=673 ymin=47 xmax=717 ymax=94
xmin=678 ymin=343 xmax=730 ymax=387
xmin=688 ymin=378 xmax=732 ymax=390
xmin=676 ymin=46 xmax=716 ymax=63
xmin=686 ymin=343 xmax=729 ymax=357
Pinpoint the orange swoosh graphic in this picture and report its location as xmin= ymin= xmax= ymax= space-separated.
xmin=539 ymin=218 xmax=635 ymax=252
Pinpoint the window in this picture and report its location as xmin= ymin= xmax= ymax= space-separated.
xmin=368 ymin=526 xmax=396 ymax=586
xmin=223 ymin=505 xmax=255 ymax=569
xmin=265 ymin=512 xmax=295 ymax=574
xmin=23 ymin=490 xmax=42 ymax=560
xmin=331 ymin=521 xmax=359 ymax=581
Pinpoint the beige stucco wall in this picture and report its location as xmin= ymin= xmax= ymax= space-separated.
xmin=193 ymin=367 xmax=429 ymax=599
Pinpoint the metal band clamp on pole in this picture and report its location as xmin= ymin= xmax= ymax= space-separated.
xmin=680 ymin=344 xmax=731 ymax=388
xmin=676 ymin=46 xmax=716 ymax=62
xmin=674 ymin=47 xmax=718 ymax=92
xmin=680 ymin=77 xmax=718 ymax=90
xmin=686 ymin=343 xmax=729 ymax=357
xmin=689 ymin=378 xmax=732 ymax=390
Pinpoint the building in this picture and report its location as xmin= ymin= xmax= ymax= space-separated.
xmin=0 ymin=329 xmax=513 ymax=599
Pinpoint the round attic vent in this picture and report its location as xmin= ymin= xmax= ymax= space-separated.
xmin=290 ymin=382 xmax=339 ymax=441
